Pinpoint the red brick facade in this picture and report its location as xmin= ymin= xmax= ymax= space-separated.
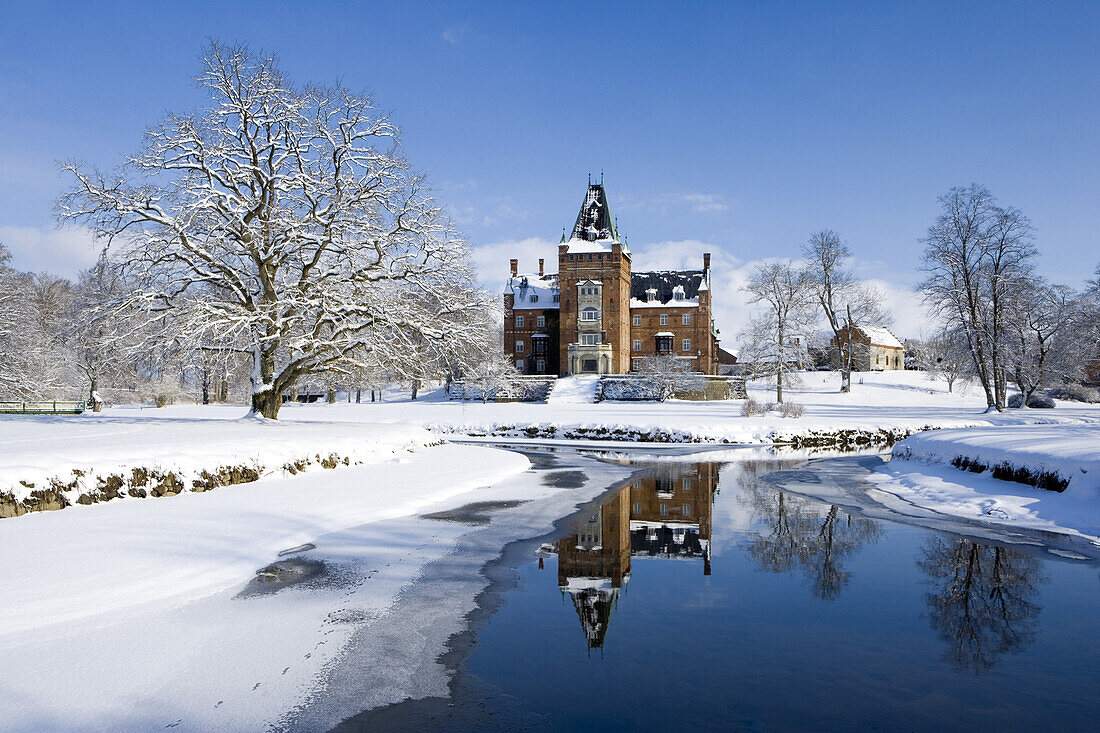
xmin=505 ymin=183 xmax=719 ymax=376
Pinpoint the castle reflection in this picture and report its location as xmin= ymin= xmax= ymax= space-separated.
xmin=553 ymin=463 xmax=719 ymax=649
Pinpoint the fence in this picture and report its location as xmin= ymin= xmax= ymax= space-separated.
xmin=0 ymin=401 xmax=87 ymax=415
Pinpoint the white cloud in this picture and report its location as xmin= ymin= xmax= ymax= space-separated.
xmin=616 ymin=192 xmax=729 ymax=215
xmin=0 ymin=225 xmax=101 ymax=278
xmin=441 ymin=23 xmax=471 ymax=46
xmin=678 ymin=194 xmax=728 ymax=213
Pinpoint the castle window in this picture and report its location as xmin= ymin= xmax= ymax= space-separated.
xmin=660 ymin=314 xmax=669 ymax=326
xmin=515 ymin=360 xmax=524 ymax=371
xmin=682 ymin=477 xmax=691 ymax=490
xmin=580 ymin=333 xmax=600 ymax=346
xmin=515 ymin=315 xmax=524 ymax=328
xmin=530 ymin=294 xmax=538 ymax=303
xmin=553 ymin=293 xmax=560 ymax=303
xmin=633 ymin=314 xmax=641 ymax=326
xmin=587 ymin=254 xmax=593 ymax=262
xmin=633 ymin=502 xmax=641 ymax=514
xmin=655 ymin=335 xmax=673 ymax=354
xmin=597 ymin=253 xmax=603 ymax=261
xmin=568 ymin=254 xmax=574 ymax=262
xmin=633 ymin=339 xmax=641 ymax=352
xmin=581 ymin=307 xmax=599 ymax=321
xmin=536 ymin=315 xmax=545 ymax=327
xmin=682 ymin=339 xmax=691 ymax=352
xmin=515 ymin=340 xmax=524 ymax=353
xmin=536 ymin=359 xmax=545 ymax=372
xmin=682 ymin=313 xmax=691 ymax=326
xmin=682 ymin=504 xmax=692 ymax=516
xmin=660 ymin=503 xmax=669 ymax=516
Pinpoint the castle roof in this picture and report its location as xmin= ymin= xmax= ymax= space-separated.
xmin=508 ymin=273 xmax=560 ymax=310
xmin=563 ymin=182 xmax=625 ymax=253
xmin=629 ymin=270 xmax=708 ymax=306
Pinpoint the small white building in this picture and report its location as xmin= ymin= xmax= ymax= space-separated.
xmin=832 ymin=325 xmax=905 ymax=371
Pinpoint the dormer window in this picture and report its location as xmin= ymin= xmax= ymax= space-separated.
xmin=673 ymin=286 xmax=685 ymax=301
xmin=530 ymin=294 xmax=538 ymax=303
xmin=646 ymin=288 xmax=658 ymax=303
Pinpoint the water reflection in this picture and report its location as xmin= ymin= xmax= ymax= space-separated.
xmin=743 ymin=484 xmax=882 ymax=601
xmin=553 ymin=464 xmax=718 ymax=648
xmin=918 ymin=537 xmax=1047 ymax=673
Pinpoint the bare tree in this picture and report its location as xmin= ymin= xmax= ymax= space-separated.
xmin=919 ymin=327 xmax=971 ymax=392
xmin=59 ymin=43 xmax=485 ymax=419
xmin=637 ymin=353 xmax=704 ymax=401
xmin=1006 ymin=279 xmax=1079 ymax=405
xmin=801 ymin=230 xmax=891 ymax=392
xmin=920 ymin=185 xmax=1037 ymax=411
xmin=741 ymin=261 xmax=816 ymax=403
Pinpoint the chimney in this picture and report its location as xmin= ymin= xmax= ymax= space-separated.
xmin=703 ymin=252 xmax=711 ymax=271
xmin=538 ymin=258 xmax=545 ymax=276
xmin=510 ymin=258 xmax=518 ymax=277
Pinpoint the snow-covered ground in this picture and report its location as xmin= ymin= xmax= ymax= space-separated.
xmin=863 ymin=425 xmax=1100 ymax=544
xmin=0 ymin=431 xmax=635 ymax=730
xmin=279 ymin=370 xmax=1100 ymax=443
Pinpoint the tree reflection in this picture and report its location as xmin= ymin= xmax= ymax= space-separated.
xmin=745 ymin=486 xmax=882 ymax=600
xmin=918 ymin=537 xmax=1046 ymax=673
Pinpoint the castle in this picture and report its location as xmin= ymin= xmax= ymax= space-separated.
xmin=504 ymin=181 xmax=719 ymax=376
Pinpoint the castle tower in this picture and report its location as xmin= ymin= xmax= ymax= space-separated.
xmin=557 ymin=182 xmax=632 ymax=375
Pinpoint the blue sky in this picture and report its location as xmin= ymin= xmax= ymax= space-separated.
xmin=1 ymin=1 xmax=1097 ymax=338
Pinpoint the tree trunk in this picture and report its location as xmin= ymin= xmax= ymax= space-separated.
xmin=251 ymin=390 xmax=281 ymax=419
xmin=89 ymin=377 xmax=103 ymax=412
xmin=250 ymin=345 xmax=280 ymax=419
xmin=411 ymin=379 xmax=420 ymax=401
xmin=356 ymin=389 xmax=361 ymax=403
xmin=326 ymin=389 xmax=336 ymax=404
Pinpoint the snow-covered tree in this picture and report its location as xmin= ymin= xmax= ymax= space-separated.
xmin=801 ymin=230 xmax=891 ymax=392
xmin=920 ymin=185 xmax=1037 ymax=411
xmin=740 ymin=261 xmax=816 ymax=403
xmin=636 ymin=354 xmax=704 ymax=402
xmin=59 ymin=43 xmax=486 ymax=419
xmin=919 ymin=327 xmax=971 ymax=392
xmin=1005 ymin=279 xmax=1079 ymax=405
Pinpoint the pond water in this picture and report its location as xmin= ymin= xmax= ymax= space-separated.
xmin=353 ymin=450 xmax=1100 ymax=731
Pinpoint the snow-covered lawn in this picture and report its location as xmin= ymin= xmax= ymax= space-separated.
xmin=865 ymin=425 xmax=1100 ymax=543
xmin=0 ymin=412 xmax=439 ymax=505
xmin=278 ymin=370 xmax=1100 ymax=443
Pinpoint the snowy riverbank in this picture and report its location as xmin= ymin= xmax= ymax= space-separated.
xmin=1 ymin=439 xmax=624 ymax=731
xmin=0 ymin=413 xmax=441 ymax=515
xmin=864 ymin=425 xmax=1100 ymax=543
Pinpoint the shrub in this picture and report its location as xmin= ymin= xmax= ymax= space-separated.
xmin=741 ymin=398 xmax=764 ymax=416
xmin=780 ymin=402 xmax=804 ymax=418
xmin=1007 ymin=393 xmax=1055 ymax=408
xmin=1046 ymin=384 xmax=1100 ymax=403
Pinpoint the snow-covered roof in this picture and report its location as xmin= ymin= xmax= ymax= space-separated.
xmin=565 ymin=238 xmax=618 ymax=254
xmin=630 ymin=270 xmax=708 ymax=305
xmin=654 ymin=331 xmax=675 ymax=337
xmin=857 ymin=326 xmax=904 ymax=349
xmin=508 ymin=273 xmax=559 ymax=310
xmin=564 ymin=183 xmax=625 ymax=254
xmin=629 ymin=297 xmax=699 ymax=309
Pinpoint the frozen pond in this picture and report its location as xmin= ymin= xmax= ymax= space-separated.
xmin=349 ymin=446 xmax=1100 ymax=731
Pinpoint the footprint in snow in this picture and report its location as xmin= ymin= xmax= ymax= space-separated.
xmin=282 ymin=667 xmax=290 ymax=675
xmin=214 ymin=701 xmax=223 ymax=709
xmin=165 ymin=722 xmax=182 ymax=729
xmin=252 ymin=683 xmax=261 ymax=691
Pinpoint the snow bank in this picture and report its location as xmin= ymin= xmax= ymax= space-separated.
xmin=891 ymin=425 xmax=1100 ymax=496
xmin=863 ymin=425 xmax=1100 ymax=543
xmin=0 ymin=411 xmax=438 ymax=512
